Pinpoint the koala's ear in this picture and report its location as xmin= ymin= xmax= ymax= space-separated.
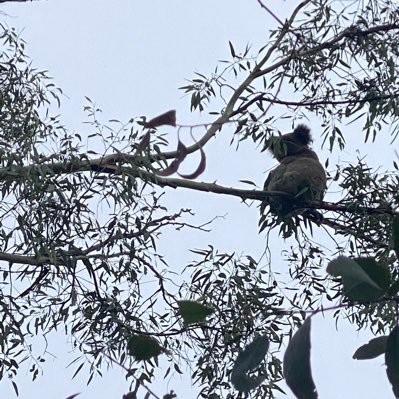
xmin=292 ymin=124 xmax=312 ymax=145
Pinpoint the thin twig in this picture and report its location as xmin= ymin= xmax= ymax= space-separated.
xmin=104 ymin=354 xmax=161 ymax=399
xmin=256 ymin=0 xmax=285 ymax=26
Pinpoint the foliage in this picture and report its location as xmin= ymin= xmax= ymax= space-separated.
xmin=283 ymin=318 xmax=316 ymax=399
xmin=2 ymin=1 xmax=399 ymax=398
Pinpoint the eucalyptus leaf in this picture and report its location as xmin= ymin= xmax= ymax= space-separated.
xmin=327 ymin=256 xmax=388 ymax=301
xmin=177 ymin=300 xmax=214 ymax=324
xmin=231 ymin=335 xmax=269 ymax=393
xmin=127 ymin=334 xmax=162 ymax=361
xmin=386 ymin=325 xmax=399 ymax=398
xmin=283 ymin=318 xmax=317 ymax=399
xmin=392 ymin=215 xmax=399 ymax=254
xmin=353 ymin=336 xmax=388 ymax=360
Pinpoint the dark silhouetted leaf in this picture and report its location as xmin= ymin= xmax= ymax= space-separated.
xmin=386 ymin=325 xmax=399 ymax=398
xmin=353 ymin=336 xmax=388 ymax=360
xmin=145 ymin=110 xmax=176 ymax=128
xmin=122 ymin=392 xmax=136 ymax=399
xmin=387 ymin=279 xmax=399 ymax=297
xmin=327 ymin=256 xmax=388 ymax=301
xmin=229 ymin=41 xmax=236 ymax=57
xmin=354 ymin=257 xmax=390 ymax=292
xmin=393 ymin=215 xmax=399 ymax=254
xmin=127 ymin=334 xmax=162 ymax=361
xmin=233 ymin=335 xmax=269 ymax=374
xmin=239 ymin=179 xmax=257 ymax=186
xmin=231 ymin=335 xmax=269 ymax=393
xmin=283 ymin=318 xmax=317 ymax=399
xmin=11 ymin=381 xmax=18 ymax=396
xmin=231 ymin=373 xmax=266 ymax=393
xmin=177 ymin=300 xmax=214 ymax=324
xmin=134 ymin=131 xmax=151 ymax=155
xmin=65 ymin=394 xmax=81 ymax=399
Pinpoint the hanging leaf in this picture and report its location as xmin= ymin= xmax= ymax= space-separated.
xmin=229 ymin=41 xmax=236 ymax=58
xmin=327 ymin=256 xmax=389 ymax=301
xmin=386 ymin=325 xmax=399 ymax=398
xmin=178 ymin=146 xmax=206 ymax=179
xmin=156 ymin=140 xmax=188 ymax=176
xmin=231 ymin=373 xmax=267 ymax=393
xmin=283 ymin=318 xmax=317 ymax=399
xmin=65 ymin=394 xmax=81 ymax=399
xmin=177 ymin=300 xmax=214 ymax=324
xmin=353 ymin=336 xmax=388 ymax=360
xmin=231 ymin=335 xmax=269 ymax=393
xmin=178 ymin=131 xmax=207 ymax=179
xmin=127 ymin=334 xmax=162 ymax=361
xmin=232 ymin=335 xmax=270 ymax=375
xmin=133 ymin=131 xmax=151 ymax=155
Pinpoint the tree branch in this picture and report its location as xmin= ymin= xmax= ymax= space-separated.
xmin=0 ymin=0 xmax=35 ymax=3
xmin=231 ymin=91 xmax=399 ymax=117
xmin=255 ymin=0 xmax=285 ymax=27
xmin=254 ymin=23 xmax=399 ymax=79
xmin=156 ymin=14 xmax=399 ymax=163
xmin=1 ymin=158 xmax=396 ymax=218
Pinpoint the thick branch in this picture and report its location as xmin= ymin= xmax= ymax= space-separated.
xmin=1 ymin=159 xmax=395 ymax=217
xmin=0 ymin=252 xmax=46 ymax=265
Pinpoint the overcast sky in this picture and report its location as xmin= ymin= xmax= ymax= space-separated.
xmin=0 ymin=1 xmax=396 ymax=398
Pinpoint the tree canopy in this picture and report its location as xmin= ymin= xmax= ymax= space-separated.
xmin=1 ymin=1 xmax=399 ymax=398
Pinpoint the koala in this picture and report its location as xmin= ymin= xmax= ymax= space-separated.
xmin=263 ymin=125 xmax=326 ymax=217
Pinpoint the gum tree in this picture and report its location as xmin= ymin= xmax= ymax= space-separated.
xmin=1 ymin=1 xmax=399 ymax=398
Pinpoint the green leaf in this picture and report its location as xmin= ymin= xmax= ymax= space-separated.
xmin=65 ymin=394 xmax=81 ymax=399
xmin=233 ymin=335 xmax=269 ymax=375
xmin=354 ymin=257 xmax=391 ymax=292
xmin=177 ymin=300 xmax=214 ymax=324
xmin=387 ymin=279 xmax=399 ymax=297
xmin=239 ymin=179 xmax=257 ymax=186
xmin=327 ymin=256 xmax=388 ymax=301
xmin=231 ymin=335 xmax=269 ymax=393
xmin=283 ymin=318 xmax=317 ymax=399
xmin=231 ymin=373 xmax=266 ymax=393
xmin=353 ymin=336 xmax=388 ymax=360
xmin=127 ymin=334 xmax=162 ymax=361
xmin=386 ymin=325 xmax=399 ymax=398
xmin=229 ymin=40 xmax=236 ymax=58
xmin=392 ymin=215 xmax=399 ymax=254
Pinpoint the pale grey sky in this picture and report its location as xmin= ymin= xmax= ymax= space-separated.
xmin=0 ymin=1 xmax=395 ymax=398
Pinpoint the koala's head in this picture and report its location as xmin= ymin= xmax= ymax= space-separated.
xmin=269 ymin=124 xmax=316 ymax=162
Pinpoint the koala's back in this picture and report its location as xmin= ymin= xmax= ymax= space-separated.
xmin=265 ymin=156 xmax=326 ymax=214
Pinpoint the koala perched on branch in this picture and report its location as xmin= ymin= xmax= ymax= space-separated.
xmin=263 ymin=125 xmax=326 ymax=217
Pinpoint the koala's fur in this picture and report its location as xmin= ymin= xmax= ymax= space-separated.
xmin=264 ymin=125 xmax=326 ymax=216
